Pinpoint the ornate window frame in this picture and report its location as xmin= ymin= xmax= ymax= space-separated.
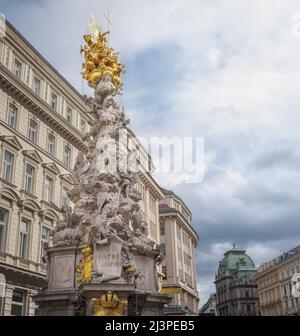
xmin=0 ymin=137 xmax=22 ymax=186
xmin=6 ymin=97 xmax=21 ymax=131
xmin=17 ymin=215 xmax=31 ymax=261
xmin=63 ymin=142 xmax=72 ymax=168
xmin=50 ymin=89 xmax=59 ymax=112
xmin=46 ymin=129 xmax=56 ymax=157
xmin=27 ymin=114 xmax=39 ymax=145
xmin=21 ymin=150 xmax=42 ymax=197
xmin=32 ymin=73 xmax=42 ymax=97
xmin=0 ymin=206 xmax=10 ymax=253
xmin=41 ymin=163 xmax=60 ymax=205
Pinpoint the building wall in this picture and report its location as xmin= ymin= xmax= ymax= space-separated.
xmin=0 ymin=20 xmax=91 ymax=316
xmin=159 ymin=191 xmax=199 ymax=314
xmin=279 ymin=255 xmax=300 ymax=315
xmin=0 ymin=21 xmax=164 ymax=315
xmin=215 ymin=270 xmax=260 ymax=316
xmin=255 ymin=266 xmax=282 ymax=316
xmin=256 ymin=246 xmax=300 ymax=316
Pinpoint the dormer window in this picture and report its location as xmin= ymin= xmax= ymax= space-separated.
xmin=13 ymin=59 xmax=21 ymax=79
xmin=66 ymin=107 xmax=72 ymax=124
xmin=50 ymin=92 xmax=57 ymax=111
xmin=33 ymin=76 xmax=41 ymax=95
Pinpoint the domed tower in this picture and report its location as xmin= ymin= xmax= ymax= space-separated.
xmin=214 ymin=244 xmax=260 ymax=316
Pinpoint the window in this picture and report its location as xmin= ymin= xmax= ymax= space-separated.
xmin=63 ymin=145 xmax=71 ymax=167
xmin=41 ymin=227 xmax=50 ymax=261
xmin=7 ymin=103 xmax=17 ymax=128
xmin=2 ymin=150 xmax=14 ymax=182
xmin=44 ymin=176 xmax=53 ymax=202
xmin=184 ymin=252 xmax=192 ymax=268
xmin=160 ymin=222 xmax=165 ymax=235
xmin=45 ymin=84 xmax=48 ymax=100
xmin=178 ymin=246 xmax=183 ymax=261
xmin=0 ymin=274 xmax=6 ymax=311
xmin=50 ymin=92 xmax=57 ymax=111
xmin=183 ymin=232 xmax=190 ymax=247
xmin=66 ymin=107 xmax=72 ymax=124
xmin=160 ymin=243 xmax=166 ymax=257
xmin=47 ymin=133 xmax=55 ymax=155
xmin=19 ymin=218 xmax=29 ymax=259
xmin=11 ymin=290 xmax=25 ymax=316
xmin=176 ymin=225 xmax=181 ymax=240
xmin=245 ymin=291 xmax=249 ymax=298
xmin=13 ymin=59 xmax=21 ymax=79
xmin=28 ymin=119 xmax=38 ymax=143
xmin=24 ymin=163 xmax=34 ymax=193
xmin=80 ymin=118 xmax=86 ymax=134
xmin=0 ymin=208 xmax=8 ymax=251
xmin=162 ymin=266 xmax=167 ymax=280
xmin=33 ymin=76 xmax=41 ymax=95
xmin=26 ymin=66 xmax=30 ymax=84
xmin=5 ymin=48 xmax=9 ymax=67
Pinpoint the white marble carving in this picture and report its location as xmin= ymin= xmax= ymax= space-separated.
xmin=51 ymin=75 xmax=163 ymax=283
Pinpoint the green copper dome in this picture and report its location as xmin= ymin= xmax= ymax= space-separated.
xmin=217 ymin=245 xmax=256 ymax=275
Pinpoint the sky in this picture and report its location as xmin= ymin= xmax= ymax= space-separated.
xmin=1 ymin=0 xmax=300 ymax=307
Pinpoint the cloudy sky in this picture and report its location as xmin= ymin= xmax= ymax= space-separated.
xmin=2 ymin=0 xmax=300 ymax=306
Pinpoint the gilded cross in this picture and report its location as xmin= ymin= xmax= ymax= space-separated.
xmin=104 ymin=8 xmax=112 ymax=46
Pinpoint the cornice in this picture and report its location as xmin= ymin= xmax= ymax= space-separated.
xmin=0 ymin=64 xmax=88 ymax=153
xmin=59 ymin=173 xmax=74 ymax=184
xmin=3 ymin=20 xmax=91 ymax=114
xmin=0 ymin=261 xmax=47 ymax=280
xmin=0 ymin=120 xmax=74 ymax=173
xmin=42 ymin=162 xmax=61 ymax=175
xmin=138 ymin=170 xmax=165 ymax=200
xmin=22 ymin=149 xmax=43 ymax=164
xmin=159 ymin=209 xmax=199 ymax=243
xmin=0 ymin=134 xmax=23 ymax=150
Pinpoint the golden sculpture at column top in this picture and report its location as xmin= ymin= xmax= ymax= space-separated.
xmin=92 ymin=291 xmax=128 ymax=316
xmin=76 ymin=245 xmax=93 ymax=283
xmin=81 ymin=15 xmax=125 ymax=88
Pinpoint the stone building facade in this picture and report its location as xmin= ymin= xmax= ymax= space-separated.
xmin=215 ymin=245 xmax=260 ymax=316
xmin=0 ymin=20 xmax=164 ymax=315
xmin=199 ymin=293 xmax=216 ymax=316
xmin=159 ymin=189 xmax=199 ymax=315
xmin=256 ymin=245 xmax=300 ymax=316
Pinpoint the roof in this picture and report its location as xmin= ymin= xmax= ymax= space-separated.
xmin=217 ymin=245 xmax=256 ymax=275
xmin=257 ymin=244 xmax=300 ymax=273
xmin=160 ymin=188 xmax=192 ymax=217
xmin=5 ymin=19 xmax=87 ymax=106
xmin=159 ymin=203 xmax=170 ymax=209
xmin=199 ymin=293 xmax=216 ymax=313
xmin=164 ymin=304 xmax=196 ymax=315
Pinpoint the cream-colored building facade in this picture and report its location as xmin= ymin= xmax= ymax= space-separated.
xmin=159 ymin=189 xmax=199 ymax=315
xmin=255 ymin=262 xmax=282 ymax=316
xmin=256 ymin=245 xmax=300 ymax=316
xmin=0 ymin=20 xmax=164 ymax=315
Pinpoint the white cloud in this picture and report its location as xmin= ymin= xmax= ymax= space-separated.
xmin=3 ymin=0 xmax=300 ymax=307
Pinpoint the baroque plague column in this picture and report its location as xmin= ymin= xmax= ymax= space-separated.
xmin=34 ymin=17 xmax=169 ymax=316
